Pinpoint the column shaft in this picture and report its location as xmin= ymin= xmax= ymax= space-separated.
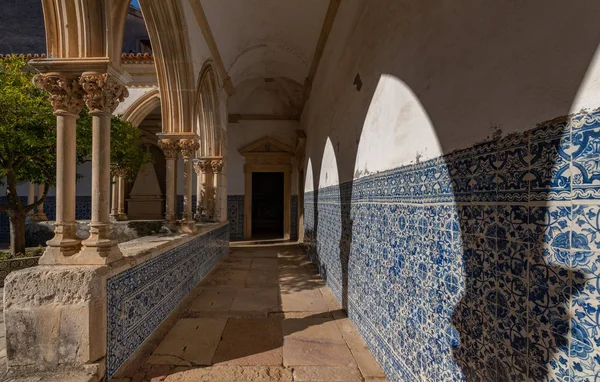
xmin=80 ymin=113 xmax=120 ymax=261
xmin=117 ymin=176 xmax=128 ymax=220
xmin=76 ymin=72 xmax=128 ymax=264
xmin=35 ymin=184 xmax=48 ymax=220
xmin=165 ymin=157 xmax=177 ymax=223
xmin=41 ymin=113 xmax=80 ymax=262
xmin=111 ymin=175 xmax=118 ymax=218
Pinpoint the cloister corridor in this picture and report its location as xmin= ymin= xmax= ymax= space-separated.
xmin=111 ymin=245 xmax=386 ymax=382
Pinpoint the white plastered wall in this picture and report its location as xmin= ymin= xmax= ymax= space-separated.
xmin=302 ymin=0 xmax=600 ymax=189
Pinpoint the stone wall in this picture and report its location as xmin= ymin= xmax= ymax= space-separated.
xmin=305 ymin=110 xmax=600 ymax=380
xmin=106 ymin=224 xmax=229 ymax=380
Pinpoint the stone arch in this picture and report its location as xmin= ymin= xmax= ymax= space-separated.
xmin=122 ymin=89 xmax=161 ymax=128
xmin=195 ymin=61 xmax=223 ymax=157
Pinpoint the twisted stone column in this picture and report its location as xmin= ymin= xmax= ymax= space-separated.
xmin=179 ymin=139 xmax=199 ymax=226
xmin=159 ymin=139 xmax=179 ymax=224
xmin=211 ymin=159 xmax=223 ymax=222
xmin=78 ymin=73 xmax=128 ymax=264
xmin=33 ymin=73 xmax=84 ymax=263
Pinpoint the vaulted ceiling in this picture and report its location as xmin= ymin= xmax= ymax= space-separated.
xmin=191 ymin=0 xmax=336 ymax=117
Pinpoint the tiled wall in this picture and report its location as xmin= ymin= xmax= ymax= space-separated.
xmin=0 ymin=196 xmax=91 ymax=243
xmin=227 ymin=195 xmax=245 ymax=241
xmin=106 ymin=224 xmax=229 ymax=380
xmin=304 ymin=111 xmax=600 ymax=381
xmin=227 ymin=195 xmax=299 ymax=241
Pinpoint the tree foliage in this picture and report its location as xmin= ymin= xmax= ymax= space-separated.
xmin=0 ymin=55 xmax=151 ymax=256
xmin=77 ymin=112 xmax=152 ymax=181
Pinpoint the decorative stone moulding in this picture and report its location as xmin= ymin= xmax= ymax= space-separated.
xmin=158 ymin=138 xmax=179 ymax=159
xmin=80 ymin=73 xmax=129 ymax=114
xmin=32 ymin=73 xmax=85 ymax=115
xmin=179 ymin=138 xmax=200 ymax=158
xmin=210 ymin=158 xmax=224 ymax=173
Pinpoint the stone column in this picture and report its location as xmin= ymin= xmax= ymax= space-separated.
xmin=179 ymin=139 xmax=199 ymax=227
xmin=117 ymin=175 xmax=128 ymax=220
xmin=193 ymin=160 xmax=202 ymax=220
xmin=193 ymin=159 xmax=212 ymax=221
xmin=211 ymin=159 xmax=223 ymax=222
xmin=33 ymin=74 xmax=83 ymax=262
xmin=26 ymin=183 xmax=35 ymax=220
xmin=110 ymin=175 xmax=119 ymax=219
xmin=78 ymin=73 xmax=128 ymax=264
xmin=159 ymin=139 xmax=179 ymax=224
xmin=33 ymin=184 xmax=48 ymax=221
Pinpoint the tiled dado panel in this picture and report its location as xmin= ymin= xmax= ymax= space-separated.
xmin=227 ymin=195 xmax=299 ymax=241
xmin=0 ymin=196 xmax=91 ymax=243
xmin=304 ymin=110 xmax=600 ymax=381
xmin=227 ymin=195 xmax=245 ymax=241
xmin=106 ymin=224 xmax=229 ymax=380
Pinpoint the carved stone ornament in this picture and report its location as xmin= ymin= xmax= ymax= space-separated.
xmin=79 ymin=73 xmax=129 ymax=114
xmin=178 ymin=139 xmax=200 ymax=159
xmin=210 ymin=159 xmax=223 ymax=173
xmin=158 ymin=139 xmax=179 ymax=159
xmin=33 ymin=74 xmax=84 ymax=115
xmin=193 ymin=158 xmax=212 ymax=174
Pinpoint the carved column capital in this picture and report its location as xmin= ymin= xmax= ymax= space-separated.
xmin=193 ymin=158 xmax=212 ymax=174
xmin=79 ymin=73 xmax=128 ymax=115
xmin=159 ymin=139 xmax=179 ymax=159
xmin=178 ymin=139 xmax=199 ymax=159
xmin=33 ymin=73 xmax=84 ymax=116
xmin=210 ymin=159 xmax=223 ymax=174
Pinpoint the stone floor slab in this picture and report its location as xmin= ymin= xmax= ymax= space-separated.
xmin=202 ymin=268 xmax=249 ymax=286
xmin=122 ymin=246 xmax=386 ymax=381
xmin=245 ymin=270 xmax=280 ymax=287
xmin=164 ymin=365 xmax=293 ymax=381
xmin=229 ymin=287 xmax=280 ymax=314
xmin=280 ymin=288 xmax=329 ymax=313
xmin=212 ymin=318 xmax=283 ymax=366
xmin=292 ymin=365 xmax=363 ymax=381
xmin=250 ymin=258 xmax=279 ymax=270
xmin=148 ymin=318 xmax=227 ymax=366
xmin=188 ymin=287 xmax=238 ymax=312
xmin=218 ymin=256 xmax=253 ymax=269
xmin=282 ymin=318 xmax=355 ymax=366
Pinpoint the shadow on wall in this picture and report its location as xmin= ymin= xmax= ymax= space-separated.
xmin=303 ymin=1 xmax=600 ymax=380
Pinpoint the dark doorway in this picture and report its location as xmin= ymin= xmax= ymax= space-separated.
xmin=252 ymin=172 xmax=284 ymax=239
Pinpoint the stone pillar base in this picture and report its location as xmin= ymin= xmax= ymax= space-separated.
xmin=78 ymin=223 xmax=122 ymax=264
xmin=116 ymin=213 xmax=128 ymax=221
xmin=4 ymin=266 xmax=106 ymax=381
xmin=179 ymin=221 xmax=197 ymax=233
xmin=40 ymin=223 xmax=81 ymax=264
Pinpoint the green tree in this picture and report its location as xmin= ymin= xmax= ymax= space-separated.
xmin=0 ymin=55 xmax=151 ymax=256
xmin=77 ymin=112 xmax=152 ymax=181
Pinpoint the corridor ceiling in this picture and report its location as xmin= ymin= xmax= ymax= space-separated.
xmin=189 ymin=0 xmax=332 ymax=116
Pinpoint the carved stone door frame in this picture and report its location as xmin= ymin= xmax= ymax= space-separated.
xmin=239 ymin=137 xmax=294 ymax=240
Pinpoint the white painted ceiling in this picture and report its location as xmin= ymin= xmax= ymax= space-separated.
xmin=200 ymin=0 xmax=329 ymax=112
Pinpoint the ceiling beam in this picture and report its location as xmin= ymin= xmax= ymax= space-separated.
xmin=298 ymin=0 xmax=341 ymax=115
xmin=228 ymin=113 xmax=300 ymax=123
xmin=189 ymin=0 xmax=235 ymax=96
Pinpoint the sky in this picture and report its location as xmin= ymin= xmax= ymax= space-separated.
xmin=131 ymin=0 xmax=140 ymax=8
